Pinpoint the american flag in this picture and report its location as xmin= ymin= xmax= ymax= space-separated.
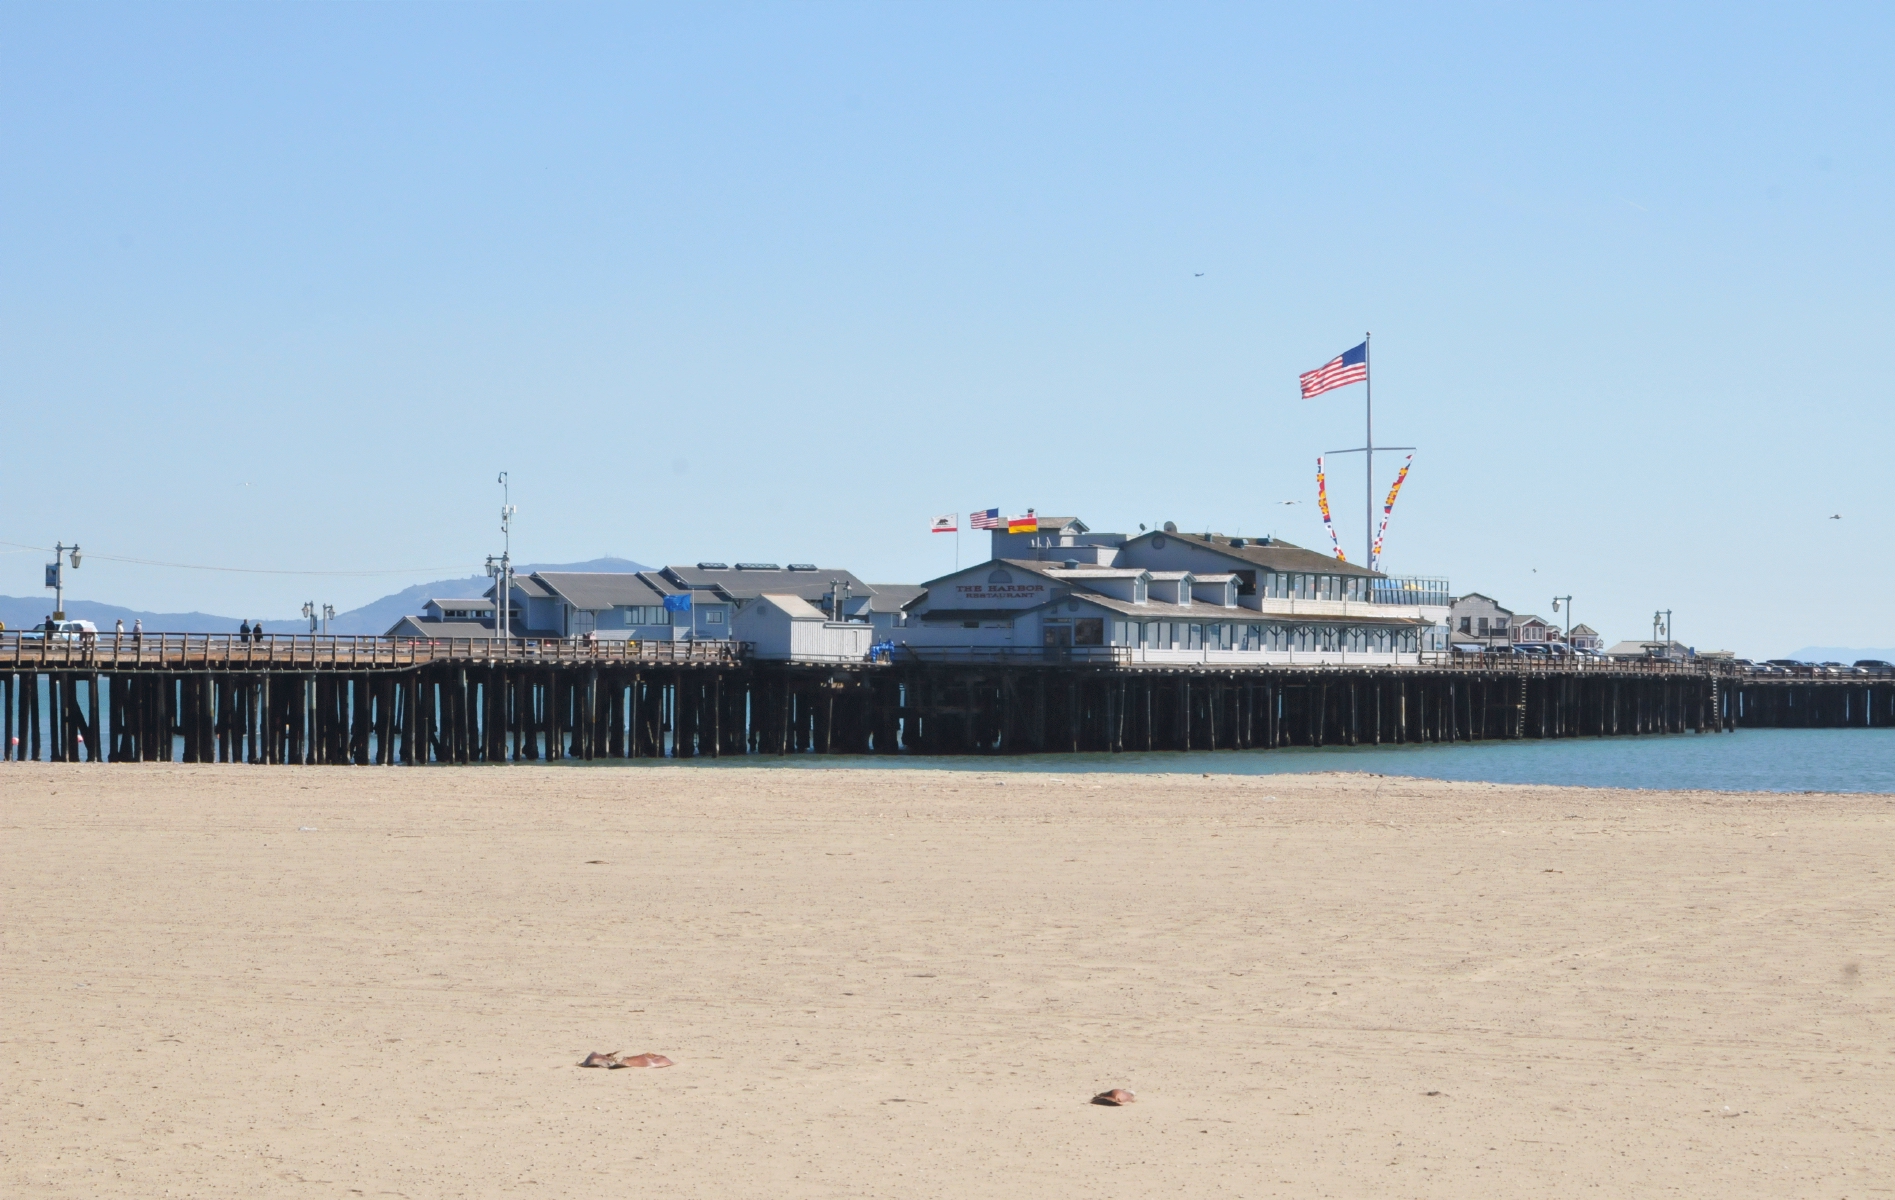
xmin=969 ymin=508 xmax=1001 ymax=529
xmin=1299 ymin=341 xmax=1368 ymax=398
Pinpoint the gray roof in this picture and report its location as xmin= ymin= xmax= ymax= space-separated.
xmin=427 ymin=597 xmax=495 ymax=610
xmin=863 ymin=584 xmax=925 ymax=612
xmin=1125 ymin=531 xmax=1384 ymax=578
xmin=661 ymin=564 xmax=871 ymax=602
xmin=386 ymin=616 xmax=498 ymax=638
xmin=485 ymin=575 xmax=554 ymax=601
xmin=531 ymin=571 xmax=673 ymax=611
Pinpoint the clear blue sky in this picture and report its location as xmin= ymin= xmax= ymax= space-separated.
xmin=2 ymin=3 xmax=1888 ymax=655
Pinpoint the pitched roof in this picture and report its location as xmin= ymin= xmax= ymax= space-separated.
xmin=862 ymin=584 xmax=925 ymax=612
xmin=531 ymin=572 xmax=673 ymax=611
xmin=661 ymin=564 xmax=871 ymax=602
xmin=1125 ymin=530 xmax=1384 ymax=578
xmin=385 ymin=616 xmax=498 ymax=638
xmin=485 ymin=575 xmax=554 ymax=601
xmin=756 ymin=594 xmax=830 ymax=620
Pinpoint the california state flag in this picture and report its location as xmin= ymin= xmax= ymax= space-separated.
xmin=930 ymin=513 xmax=958 ymax=533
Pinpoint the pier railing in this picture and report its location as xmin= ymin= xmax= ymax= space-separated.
xmin=0 ymin=631 xmax=744 ymax=671
xmin=897 ymin=644 xmax=1731 ymax=674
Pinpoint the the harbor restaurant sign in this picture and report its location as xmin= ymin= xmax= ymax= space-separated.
xmin=948 ymin=568 xmax=1049 ymax=608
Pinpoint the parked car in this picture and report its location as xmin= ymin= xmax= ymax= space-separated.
xmin=1854 ymin=659 xmax=1895 ymax=676
xmin=1765 ymin=658 xmax=1813 ymax=676
xmin=1823 ymin=661 xmax=1868 ymax=676
xmin=21 ymin=619 xmax=98 ymax=643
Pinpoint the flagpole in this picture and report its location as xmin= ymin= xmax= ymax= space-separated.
xmin=1364 ymin=331 xmax=1373 ymax=569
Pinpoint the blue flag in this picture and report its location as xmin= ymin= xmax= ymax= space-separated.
xmin=662 ymin=593 xmax=693 ymax=612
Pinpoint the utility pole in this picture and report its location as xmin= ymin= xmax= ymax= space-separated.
xmin=495 ymin=472 xmax=517 ymax=653
xmin=46 ymin=543 xmax=81 ymax=620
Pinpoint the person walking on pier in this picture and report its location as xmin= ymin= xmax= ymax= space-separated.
xmin=132 ymin=618 xmax=142 ymax=644
xmin=239 ymin=619 xmax=251 ymax=643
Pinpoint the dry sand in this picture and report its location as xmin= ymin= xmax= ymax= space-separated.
xmin=3 ymin=763 xmax=1890 ymax=1197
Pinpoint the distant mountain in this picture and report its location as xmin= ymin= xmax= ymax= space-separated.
xmin=0 ymin=556 xmax=651 ymax=636
xmin=0 ymin=596 xmax=244 ymax=635
xmin=1784 ymin=646 xmax=1895 ymax=664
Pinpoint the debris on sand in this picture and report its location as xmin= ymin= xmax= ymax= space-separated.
xmin=615 ymin=1053 xmax=674 ymax=1069
xmin=579 ymin=1051 xmax=621 ymax=1068
xmin=1091 ymin=1088 xmax=1135 ymax=1106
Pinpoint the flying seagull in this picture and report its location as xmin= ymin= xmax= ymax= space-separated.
xmin=1830 ymin=513 xmax=1842 ymax=519
xmin=1194 ymin=272 xmax=1204 ymax=277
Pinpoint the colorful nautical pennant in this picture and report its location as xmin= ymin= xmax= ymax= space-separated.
xmin=1316 ymin=457 xmax=1346 ymax=561
xmin=1370 ymin=455 xmax=1413 ymax=571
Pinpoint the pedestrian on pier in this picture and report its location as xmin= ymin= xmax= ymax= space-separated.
xmin=239 ymin=620 xmax=251 ymax=643
xmin=115 ymin=618 xmax=124 ymax=637
xmin=132 ymin=618 xmax=142 ymax=644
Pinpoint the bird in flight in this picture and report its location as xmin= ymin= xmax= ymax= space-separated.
xmin=1277 ymin=500 xmax=1300 ymax=505
xmin=1194 ymin=272 xmax=1204 ymax=277
xmin=1830 ymin=513 xmax=1842 ymax=519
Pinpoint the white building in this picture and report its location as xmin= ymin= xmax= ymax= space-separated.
xmin=731 ymin=594 xmax=874 ymax=662
xmin=895 ymin=518 xmax=1449 ymax=666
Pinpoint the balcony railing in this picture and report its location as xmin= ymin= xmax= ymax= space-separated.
xmin=1370 ymin=577 xmax=1452 ymax=606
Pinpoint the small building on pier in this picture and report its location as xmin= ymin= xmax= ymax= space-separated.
xmin=731 ymin=594 xmax=875 ymax=662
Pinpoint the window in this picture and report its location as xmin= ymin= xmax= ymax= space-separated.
xmin=1477 ymin=617 xmax=1489 ymax=634
xmin=620 ymin=606 xmax=672 ymax=626
xmin=1074 ymin=618 xmax=1104 ymax=646
xmin=988 ymin=569 xmax=1013 ymax=585
xmin=1234 ymin=570 xmax=1256 ymax=596
xmin=1459 ymin=617 xmax=1471 ymax=633
xmin=704 ymin=608 xmax=726 ymax=625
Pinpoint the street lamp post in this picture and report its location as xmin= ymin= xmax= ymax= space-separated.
xmin=1551 ymin=595 xmax=1572 ymax=649
xmin=46 ymin=543 xmax=81 ymax=621
xmin=322 ymin=604 xmax=335 ymax=636
xmin=303 ymin=602 xmax=317 ymax=637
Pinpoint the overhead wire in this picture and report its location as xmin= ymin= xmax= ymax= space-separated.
xmin=0 ymin=540 xmax=478 ymax=578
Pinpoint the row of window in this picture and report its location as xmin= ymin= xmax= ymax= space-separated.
xmin=1259 ymin=573 xmax=1372 ymax=602
xmin=1459 ymin=616 xmax=1512 ymax=635
xmin=611 ymin=605 xmax=726 ymax=626
xmin=1107 ymin=620 xmax=1420 ymax=653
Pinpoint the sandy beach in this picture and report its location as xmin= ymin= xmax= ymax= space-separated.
xmin=2 ymin=762 xmax=1889 ymax=1197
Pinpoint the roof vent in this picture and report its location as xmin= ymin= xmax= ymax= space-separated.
xmin=787 ymin=563 xmax=819 ymax=571
xmin=734 ymin=562 xmax=779 ymax=571
xmin=1230 ymin=538 xmax=1247 ymax=548
xmin=1258 ymin=535 xmax=1272 ymax=545
xmin=696 ymin=562 xmax=729 ymax=570
xmin=1063 ymin=559 xmax=1079 ymax=570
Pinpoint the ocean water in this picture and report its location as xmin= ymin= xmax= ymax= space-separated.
xmin=611 ymin=728 xmax=1895 ymax=794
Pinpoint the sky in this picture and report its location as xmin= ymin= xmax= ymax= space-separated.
xmin=1 ymin=2 xmax=1889 ymax=656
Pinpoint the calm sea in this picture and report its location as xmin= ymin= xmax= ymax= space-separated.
xmin=609 ymin=728 xmax=1895 ymax=794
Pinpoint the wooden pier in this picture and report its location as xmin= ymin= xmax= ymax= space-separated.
xmin=6 ymin=632 xmax=1846 ymax=765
